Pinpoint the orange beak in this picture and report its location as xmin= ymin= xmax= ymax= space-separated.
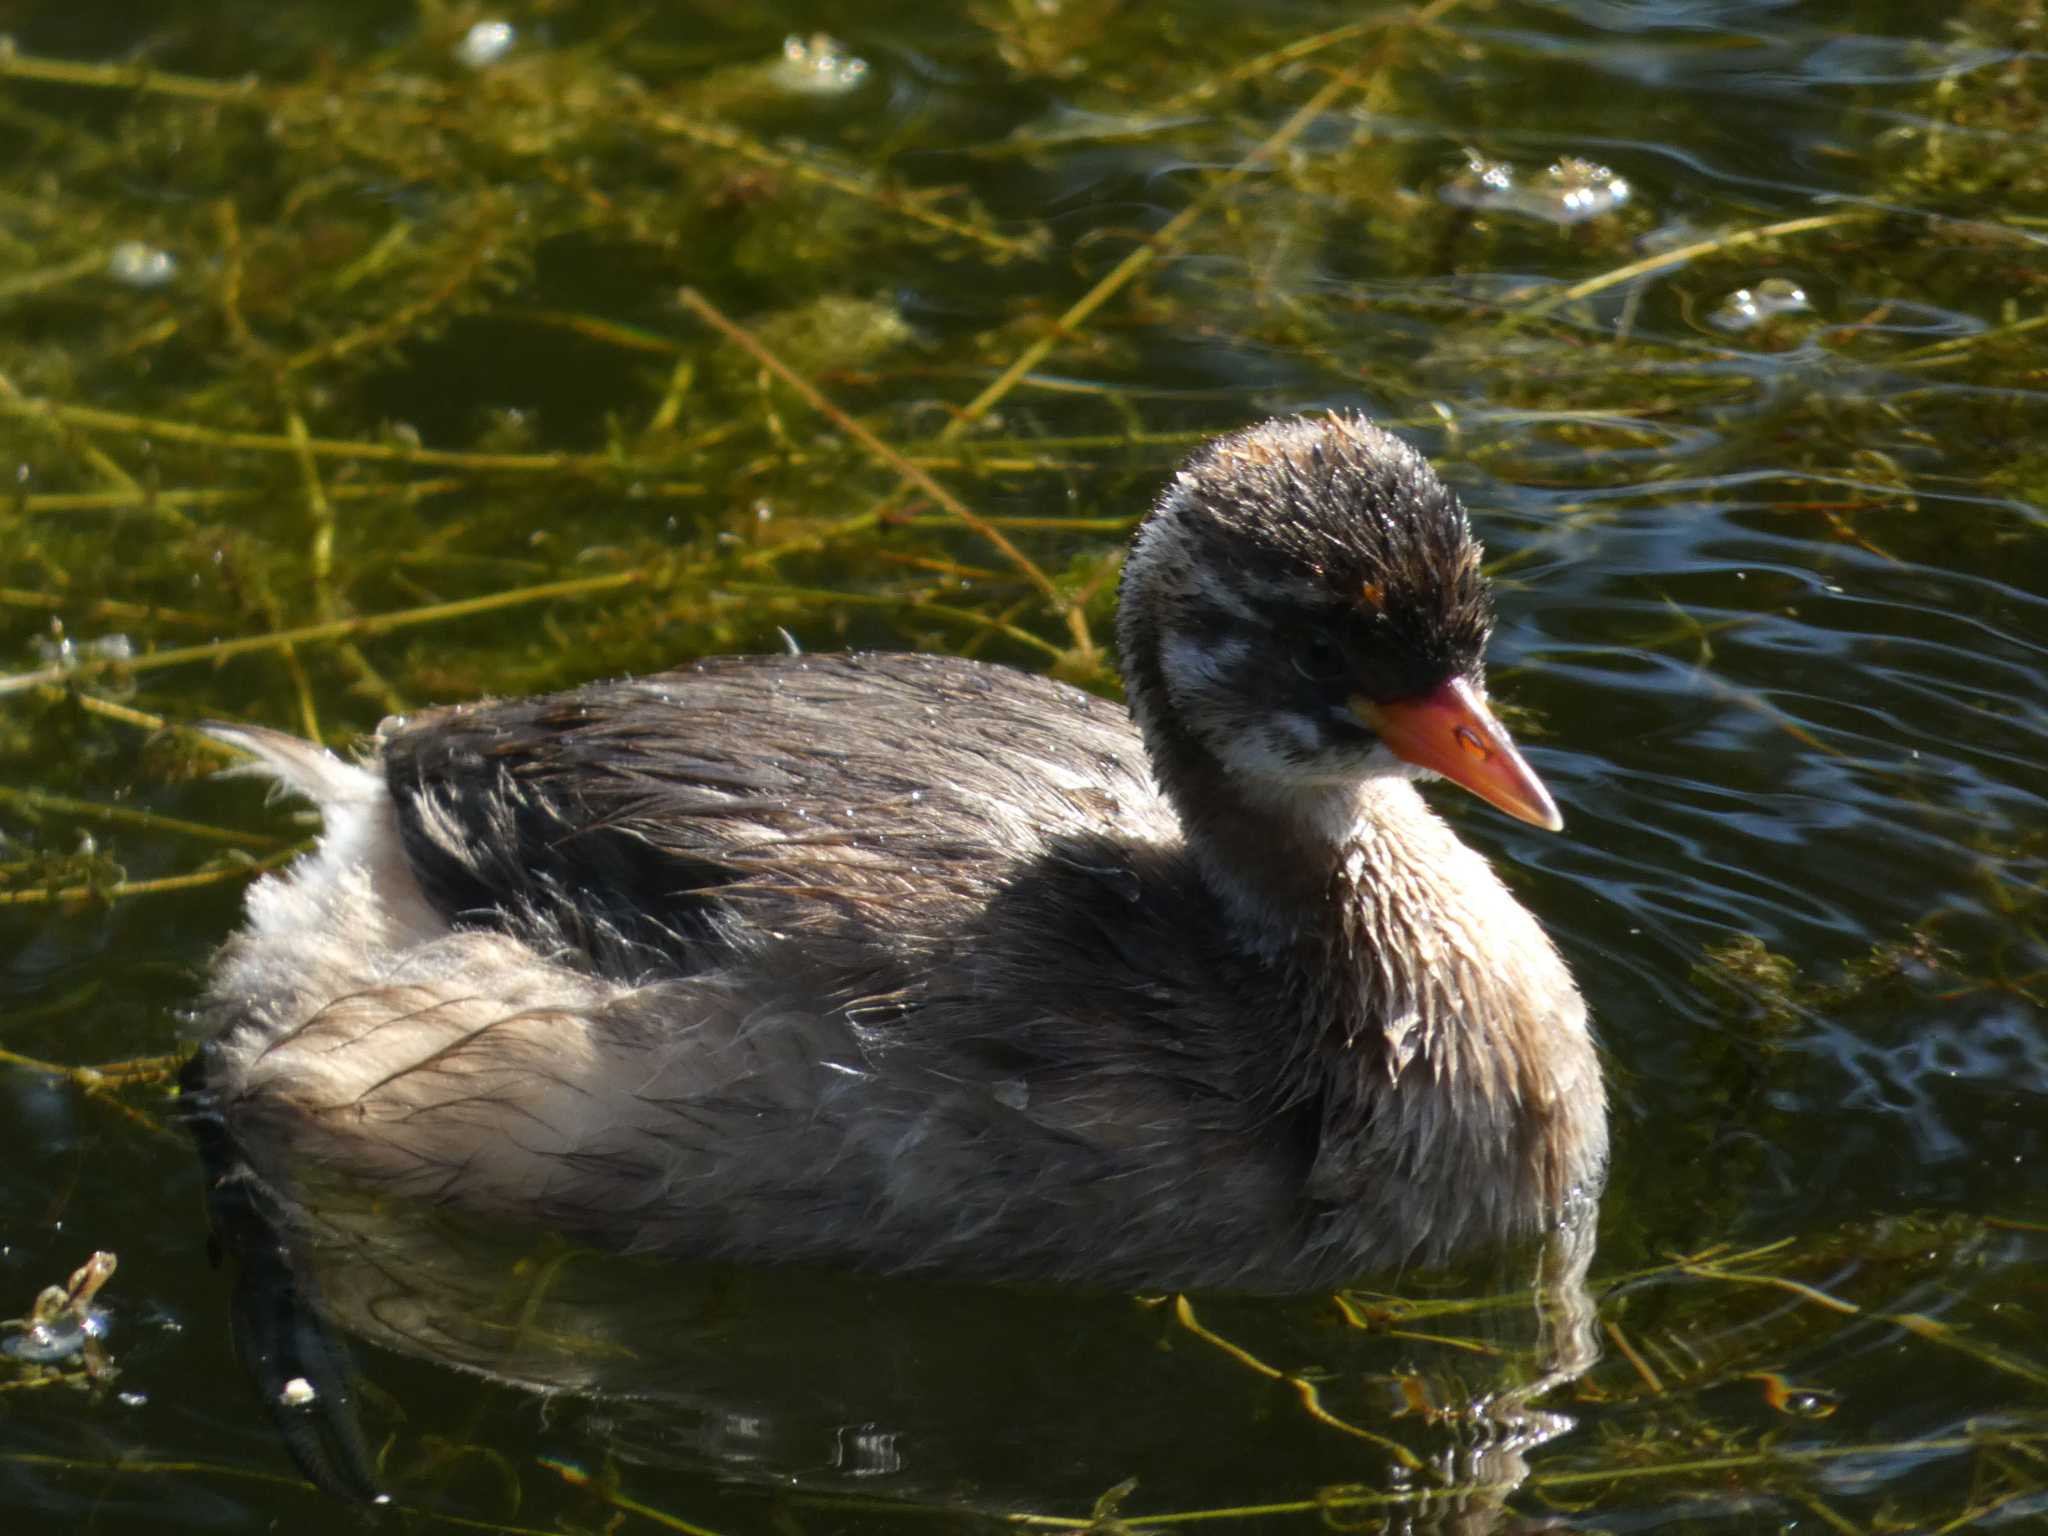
xmin=1352 ymin=678 xmax=1563 ymax=831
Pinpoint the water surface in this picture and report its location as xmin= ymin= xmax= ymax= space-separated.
xmin=1 ymin=1 xmax=2043 ymax=1531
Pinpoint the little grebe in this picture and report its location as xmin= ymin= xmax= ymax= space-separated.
xmin=192 ymin=414 xmax=1605 ymax=1291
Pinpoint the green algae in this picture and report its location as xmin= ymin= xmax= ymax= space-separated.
xmin=0 ymin=1 xmax=2044 ymax=1531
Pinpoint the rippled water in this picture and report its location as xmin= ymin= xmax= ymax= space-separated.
xmin=1 ymin=2 xmax=2043 ymax=1532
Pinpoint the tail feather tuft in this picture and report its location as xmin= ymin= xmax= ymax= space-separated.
xmin=201 ymin=723 xmax=379 ymax=807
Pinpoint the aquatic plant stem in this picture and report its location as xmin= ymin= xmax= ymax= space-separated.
xmin=675 ymin=285 xmax=1093 ymax=660
xmin=0 ymin=47 xmax=254 ymax=103
xmin=1511 ymin=212 xmax=1876 ymax=324
xmin=942 ymin=0 xmax=1468 ymax=445
xmin=284 ymin=398 xmax=408 ymax=719
xmin=643 ymin=108 xmax=1042 ymax=263
xmin=0 ymin=843 xmax=308 ymax=906
xmin=540 ymin=1458 xmax=731 ymax=1536
xmin=1169 ymin=1295 xmax=1425 ymax=1470
xmin=0 ymin=368 xmax=157 ymax=517
xmin=0 ymin=249 xmax=106 ymax=301
xmin=0 ymin=394 xmax=699 ymax=481
xmin=0 ymin=785 xmax=280 ymax=848
xmin=0 ymin=572 xmax=651 ymax=696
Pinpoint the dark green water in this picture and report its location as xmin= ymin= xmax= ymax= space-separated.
xmin=1 ymin=1 xmax=2043 ymax=1531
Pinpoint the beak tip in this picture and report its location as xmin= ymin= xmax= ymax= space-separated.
xmin=1518 ymin=777 xmax=1565 ymax=833
xmin=1508 ymin=791 xmax=1564 ymax=833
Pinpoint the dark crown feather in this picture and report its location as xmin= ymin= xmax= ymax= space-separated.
xmin=1163 ymin=414 xmax=1493 ymax=700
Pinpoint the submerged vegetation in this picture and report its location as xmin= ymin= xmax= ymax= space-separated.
xmin=0 ymin=0 xmax=2043 ymax=1531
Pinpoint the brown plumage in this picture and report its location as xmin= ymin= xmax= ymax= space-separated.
xmin=188 ymin=414 xmax=1606 ymax=1292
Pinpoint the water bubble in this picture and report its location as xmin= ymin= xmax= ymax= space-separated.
xmin=455 ymin=19 xmax=517 ymax=70
xmin=1546 ymin=158 xmax=1632 ymax=222
xmin=1454 ymin=152 xmax=1516 ymax=200
xmin=1709 ymin=276 xmax=1813 ymax=332
xmin=33 ymin=631 xmax=133 ymax=667
xmin=3 ymin=1320 xmax=71 ymax=1363
xmin=771 ymin=33 xmax=870 ymax=97
xmin=106 ymin=241 xmax=178 ymax=288
xmin=1443 ymin=152 xmax=1632 ymax=227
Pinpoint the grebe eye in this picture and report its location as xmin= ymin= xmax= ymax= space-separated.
xmin=1293 ymin=630 xmax=1341 ymax=681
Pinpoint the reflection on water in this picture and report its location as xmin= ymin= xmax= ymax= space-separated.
xmin=1 ymin=0 xmax=2044 ymax=1531
xmin=195 ymin=1144 xmax=1603 ymax=1527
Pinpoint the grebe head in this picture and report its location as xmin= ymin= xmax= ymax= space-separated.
xmin=1117 ymin=414 xmax=1561 ymax=865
